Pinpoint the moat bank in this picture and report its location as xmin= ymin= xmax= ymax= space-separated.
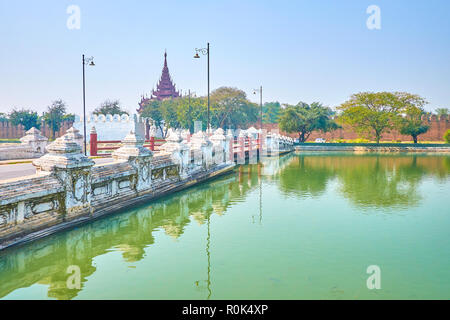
xmin=295 ymin=143 xmax=450 ymax=153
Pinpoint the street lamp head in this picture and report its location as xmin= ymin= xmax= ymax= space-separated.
xmin=194 ymin=53 xmax=200 ymax=59
xmin=89 ymin=61 xmax=95 ymax=66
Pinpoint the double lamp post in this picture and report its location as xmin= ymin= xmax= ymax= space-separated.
xmin=82 ymin=54 xmax=95 ymax=156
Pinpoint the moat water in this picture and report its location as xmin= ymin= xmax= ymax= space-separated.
xmin=0 ymin=152 xmax=449 ymax=299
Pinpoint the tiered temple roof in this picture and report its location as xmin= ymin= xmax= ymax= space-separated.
xmin=138 ymin=52 xmax=180 ymax=113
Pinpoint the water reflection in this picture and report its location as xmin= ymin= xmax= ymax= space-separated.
xmin=0 ymin=153 xmax=448 ymax=299
xmin=0 ymin=168 xmax=262 ymax=300
xmin=277 ymin=153 xmax=449 ymax=209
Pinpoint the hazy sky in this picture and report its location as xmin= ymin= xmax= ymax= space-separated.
xmin=1 ymin=0 xmax=449 ymax=116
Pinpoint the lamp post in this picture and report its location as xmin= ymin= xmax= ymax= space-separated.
xmin=253 ymin=86 xmax=263 ymax=130
xmin=82 ymin=54 xmax=95 ymax=156
xmin=194 ymin=43 xmax=210 ymax=134
xmin=188 ymin=89 xmax=192 ymax=134
xmin=187 ymin=90 xmax=197 ymax=134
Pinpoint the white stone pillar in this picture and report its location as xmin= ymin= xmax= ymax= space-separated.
xmin=159 ymin=131 xmax=190 ymax=179
xmin=64 ymin=127 xmax=84 ymax=149
xmin=190 ymin=131 xmax=213 ymax=170
xmin=225 ymin=129 xmax=234 ymax=164
xmin=112 ymin=130 xmax=153 ymax=192
xmin=209 ymin=128 xmax=226 ymax=166
xmin=20 ymin=127 xmax=48 ymax=155
xmin=33 ymin=133 xmax=95 ymax=215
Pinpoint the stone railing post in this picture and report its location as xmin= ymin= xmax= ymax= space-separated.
xmin=65 ymin=126 xmax=84 ymax=149
xmin=266 ymin=133 xmax=273 ymax=153
xmin=190 ymin=131 xmax=213 ymax=170
xmin=112 ymin=130 xmax=153 ymax=192
xmin=226 ymin=129 xmax=234 ymax=164
xmin=238 ymin=131 xmax=246 ymax=164
xmin=159 ymin=131 xmax=190 ymax=179
xmin=33 ymin=133 xmax=95 ymax=216
xmin=90 ymin=126 xmax=97 ymax=156
xmin=209 ymin=128 xmax=226 ymax=166
xmin=20 ymin=127 xmax=48 ymax=155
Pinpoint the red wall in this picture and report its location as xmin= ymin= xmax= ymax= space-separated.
xmin=260 ymin=115 xmax=450 ymax=142
xmin=0 ymin=121 xmax=74 ymax=139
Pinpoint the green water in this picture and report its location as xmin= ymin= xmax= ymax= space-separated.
xmin=1 ymin=153 xmax=449 ymax=300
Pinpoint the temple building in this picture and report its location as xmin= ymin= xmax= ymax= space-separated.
xmin=137 ymin=51 xmax=180 ymax=113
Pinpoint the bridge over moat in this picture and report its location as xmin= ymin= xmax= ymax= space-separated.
xmin=0 ymin=118 xmax=293 ymax=250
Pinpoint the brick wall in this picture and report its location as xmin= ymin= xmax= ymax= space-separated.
xmin=0 ymin=120 xmax=73 ymax=139
xmin=260 ymin=115 xmax=450 ymax=142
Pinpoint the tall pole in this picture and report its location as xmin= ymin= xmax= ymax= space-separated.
xmin=188 ymin=89 xmax=192 ymax=134
xmin=207 ymin=42 xmax=210 ymax=134
xmin=82 ymin=54 xmax=87 ymax=156
xmin=206 ymin=214 xmax=211 ymax=299
xmin=260 ymin=85 xmax=263 ymax=130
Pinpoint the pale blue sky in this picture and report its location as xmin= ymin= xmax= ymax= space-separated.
xmin=0 ymin=0 xmax=449 ymax=115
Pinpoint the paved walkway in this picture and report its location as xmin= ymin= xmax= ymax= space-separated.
xmin=0 ymin=158 xmax=114 ymax=182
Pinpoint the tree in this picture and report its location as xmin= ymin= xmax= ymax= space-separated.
xmin=140 ymin=100 xmax=165 ymax=137
xmin=338 ymin=92 xmax=405 ymax=143
xmin=210 ymin=87 xmax=258 ymax=129
xmin=395 ymin=92 xmax=429 ymax=143
xmin=279 ymin=102 xmax=338 ymax=142
xmin=43 ymin=99 xmax=68 ymax=138
xmin=262 ymin=102 xmax=282 ymax=124
xmin=93 ymin=100 xmax=129 ymax=116
xmin=0 ymin=112 xmax=8 ymax=122
xmin=176 ymin=96 xmax=208 ymax=133
xmin=161 ymin=99 xmax=181 ymax=132
xmin=436 ymin=108 xmax=449 ymax=117
xmin=444 ymin=129 xmax=450 ymax=143
xmin=398 ymin=106 xmax=429 ymax=144
xmin=9 ymin=109 xmax=41 ymax=130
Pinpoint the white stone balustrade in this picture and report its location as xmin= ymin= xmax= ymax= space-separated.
xmin=159 ymin=130 xmax=190 ymax=179
xmin=33 ymin=134 xmax=95 ymax=215
xmin=209 ymin=128 xmax=226 ymax=165
xmin=0 ymin=126 xmax=235 ymax=249
xmin=0 ymin=127 xmax=48 ymax=161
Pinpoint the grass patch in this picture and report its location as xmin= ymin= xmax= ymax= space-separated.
xmin=0 ymin=160 xmax=33 ymax=165
xmin=328 ymin=139 xmax=446 ymax=144
xmin=0 ymin=139 xmax=20 ymax=143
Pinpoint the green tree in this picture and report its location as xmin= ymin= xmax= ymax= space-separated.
xmin=43 ymin=99 xmax=68 ymax=138
xmin=0 ymin=112 xmax=8 ymax=122
xmin=436 ymin=108 xmax=449 ymax=117
xmin=9 ymin=109 xmax=41 ymax=130
xmin=338 ymin=92 xmax=408 ymax=143
xmin=210 ymin=87 xmax=258 ymax=129
xmin=140 ymin=100 xmax=165 ymax=137
xmin=398 ymin=105 xmax=429 ymax=143
xmin=171 ymin=96 xmax=208 ymax=133
xmin=161 ymin=99 xmax=181 ymax=132
xmin=262 ymin=102 xmax=282 ymax=124
xmin=444 ymin=129 xmax=450 ymax=143
xmin=279 ymin=102 xmax=338 ymax=142
xmin=93 ymin=100 xmax=129 ymax=116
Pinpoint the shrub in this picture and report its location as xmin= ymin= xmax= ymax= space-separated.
xmin=444 ymin=129 xmax=450 ymax=143
xmin=352 ymin=138 xmax=370 ymax=143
